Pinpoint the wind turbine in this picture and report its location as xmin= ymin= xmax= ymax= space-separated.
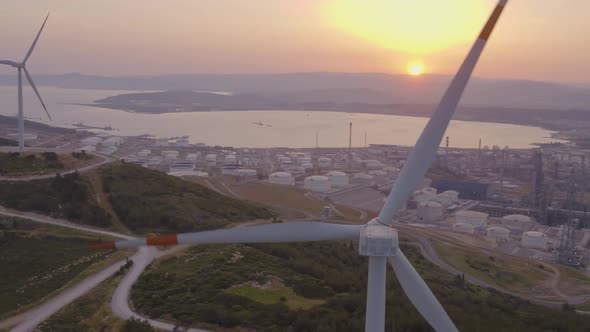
xmin=92 ymin=1 xmax=508 ymax=331
xmin=0 ymin=13 xmax=52 ymax=152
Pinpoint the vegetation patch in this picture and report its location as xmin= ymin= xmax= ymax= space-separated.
xmin=101 ymin=163 xmax=275 ymax=232
xmin=0 ymin=137 xmax=17 ymax=147
xmin=0 ymin=219 xmax=115 ymax=318
xmin=0 ymin=151 xmax=94 ymax=176
xmin=131 ymin=241 xmax=590 ymax=331
xmin=226 ymin=277 xmax=325 ymax=310
xmin=433 ymin=240 xmax=549 ymax=292
xmin=0 ymin=172 xmax=112 ymax=227
xmin=227 ymin=181 xmax=362 ymax=220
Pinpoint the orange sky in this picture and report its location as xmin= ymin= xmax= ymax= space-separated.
xmin=1 ymin=0 xmax=589 ymax=82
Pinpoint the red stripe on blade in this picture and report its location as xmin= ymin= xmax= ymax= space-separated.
xmin=478 ymin=4 xmax=505 ymax=41
xmin=146 ymin=234 xmax=178 ymax=246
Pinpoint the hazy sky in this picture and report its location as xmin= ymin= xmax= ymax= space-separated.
xmin=1 ymin=0 xmax=589 ymax=82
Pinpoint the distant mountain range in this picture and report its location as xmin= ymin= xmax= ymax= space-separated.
xmin=1 ymin=72 xmax=590 ymax=111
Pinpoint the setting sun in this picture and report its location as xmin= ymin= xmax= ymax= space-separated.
xmin=408 ymin=62 xmax=425 ymax=76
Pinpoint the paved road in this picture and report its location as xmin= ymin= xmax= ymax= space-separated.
xmin=1 ymin=209 xmax=137 ymax=332
xmin=0 ymin=152 xmax=113 ymax=182
xmin=110 ymin=246 xmax=211 ymax=332
xmin=401 ymin=229 xmax=590 ymax=309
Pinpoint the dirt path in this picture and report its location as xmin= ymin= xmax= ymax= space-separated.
xmin=85 ymin=170 xmax=130 ymax=234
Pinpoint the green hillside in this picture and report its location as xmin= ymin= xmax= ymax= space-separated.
xmin=131 ymin=242 xmax=590 ymax=332
xmin=101 ymin=163 xmax=274 ymax=232
xmin=0 ymin=163 xmax=274 ymax=233
xmin=0 ymin=172 xmax=112 ymax=227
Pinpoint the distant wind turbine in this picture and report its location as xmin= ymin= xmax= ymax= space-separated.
xmin=91 ymin=1 xmax=508 ymax=331
xmin=0 ymin=13 xmax=52 ymax=152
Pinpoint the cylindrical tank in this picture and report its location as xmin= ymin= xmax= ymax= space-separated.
xmin=205 ymin=154 xmax=217 ymax=162
xmin=417 ymin=201 xmax=444 ymax=223
xmin=326 ymin=171 xmax=349 ymax=187
xmin=521 ymin=231 xmax=546 ymax=249
xmin=79 ymin=145 xmax=96 ymax=152
xmin=304 ymin=175 xmax=331 ymax=192
xmin=455 ymin=211 xmax=488 ymax=227
xmin=352 ymin=173 xmax=374 ymax=185
xmin=453 ymin=222 xmax=476 ymax=234
xmin=412 ymin=189 xmax=437 ymax=204
xmin=236 ymin=169 xmax=257 ymax=177
xmin=486 ymin=226 xmax=510 ymax=239
xmin=269 ymin=172 xmax=294 ymax=185
xmin=363 ymin=159 xmax=383 ymax=170
xmin=502 ymin=214 xmax=532 ymax=223
xmin=225 ymin=154 xmax=237 ymax=164
xmin=317 ymin=157 xmax=332 ymax=168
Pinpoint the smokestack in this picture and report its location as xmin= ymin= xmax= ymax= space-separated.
xmin=348 ymin=122 xmax=352 ymax=169
xmin=478 ymin=138 xmax=482 ymax=160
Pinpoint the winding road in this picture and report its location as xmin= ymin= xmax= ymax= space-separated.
xmin=3 ymin=200 xmax=590 ymax=330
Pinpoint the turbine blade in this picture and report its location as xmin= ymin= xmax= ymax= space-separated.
xmin=377 ymin=0 xmax=508 ymax=225
xmin=23 ymin=12 xmax=50 ymax=64
xmin=90 ymin=222 xmax=362 ymax=250
xmin=0 ymin=60 xmax=19 ymax=66
xmin=389 ymin=251 xmax=458 ymax=332
xmin=23 ymin=68 xmax=52 ymax=121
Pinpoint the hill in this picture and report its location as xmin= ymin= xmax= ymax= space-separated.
xmin=100 ymin=163 xmax=275 ymax=232
xmin=3 ymin=72 xmax=590 ymax=110
xmin=131 ymin=242 xmax=590 ymax=332
xmin=0 ymin=151 xmax=94 ymax=176
xmin=0 ymin=163 xmax=274 ymax=233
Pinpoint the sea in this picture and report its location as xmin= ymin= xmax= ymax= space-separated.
xmin=0 ymin=86 xmax=565 ymax=149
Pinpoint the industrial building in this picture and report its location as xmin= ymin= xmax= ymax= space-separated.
xmin=431 ymin=179 xmax=493 ymax=200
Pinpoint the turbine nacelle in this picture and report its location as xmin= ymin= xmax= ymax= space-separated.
xmin=359 ymin=224 xmax=399 ymax=257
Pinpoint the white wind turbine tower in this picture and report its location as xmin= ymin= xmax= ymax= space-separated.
xmin=0 ymin=13 xmax=52 ymax=152
xmin=92 ymin=1 xmax=508 ymax=331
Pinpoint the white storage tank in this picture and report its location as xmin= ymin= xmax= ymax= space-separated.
xmin=455 ymin=211 xmax=488 ymax=227
xmin=423 ymin=187 xmax=438 ymax=195
xmin=453 ymin=222 xmax=476 ymax=234
xmin=486 ymin=226 xmax=510 ymax=240
xmin=205 ymin=154 xmax=217 ymax=165
xmin=521 ymin=231 xmax=547 ymax=249
xmin=304 ymin=175 xmax=331 ymax=193
xmin=433 ymin=191 xmax=459 ymax=206
xmin=186 ymin=153 xmax=198 ymax=161
xmin=317 ymin=157 xmax=332 ymax=168
xmin=225 ymin=154 xmax=238 ymax=164
xmin=363 ymin=159 xmax=384 ymax=170
xmin=269 ymin=172 xmax=295 ymax=185
xmin=417 ymin=201 xmax=444 ymax=223
xmin=326 ymin=171 xmax=349 ymax=187
xmin=137 ymin=150 xmax=151 ymax=157
xmin=79 ymin=145 xmax=96 ymax=152
xmin=301 ymin=163 xmax=313 ymax=170
xmin=412 ymin=189 xmax=437 ymax=204
xmin=368 ymin=170 xmax=387 ymax=177
xmin=80 ymin=137 xmax=102 ymax=146
xmin=502 ymin=214 xmax=532 ymax=223
xmin=352 ymin=173 xmax=374 ymax=185
xmin=162 ymin=150 xmax=179 ymax=158
xmin=235 ymin=169 xmax=257 ymax=177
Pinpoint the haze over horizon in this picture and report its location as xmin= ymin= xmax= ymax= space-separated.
xmin=1 ymin=0 xmax=589 ymax=83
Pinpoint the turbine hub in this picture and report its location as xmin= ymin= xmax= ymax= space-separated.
xmin=359 ymin=224 xmax=399 ymax=257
